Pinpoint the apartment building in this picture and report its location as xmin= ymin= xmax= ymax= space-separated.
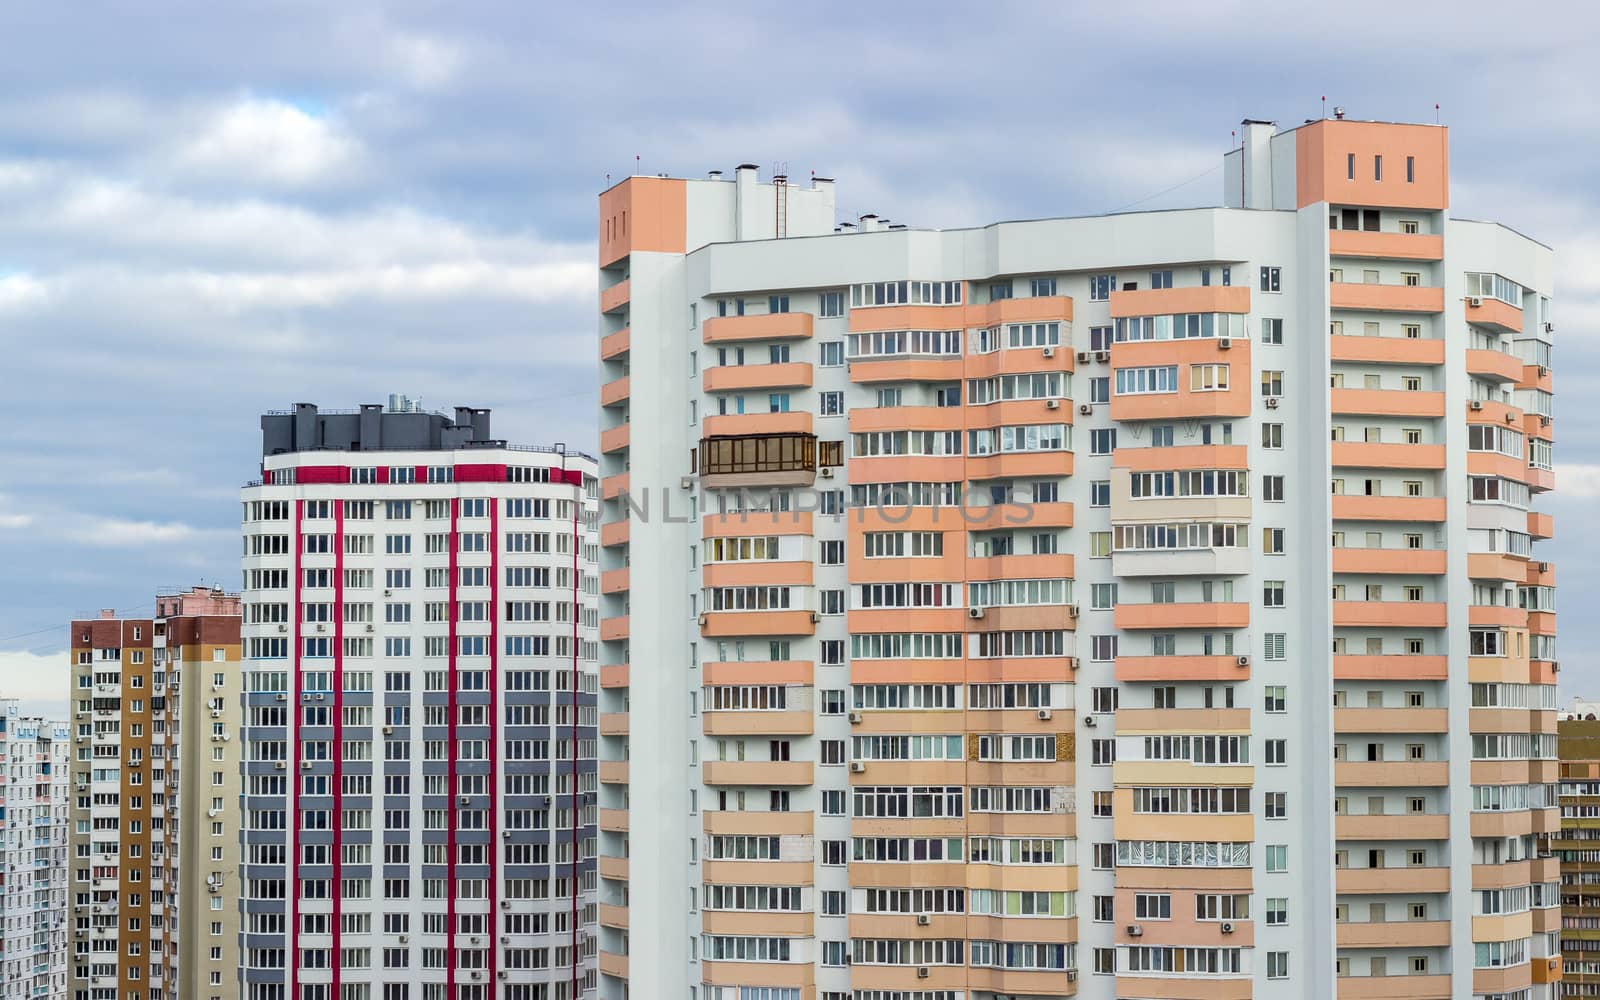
xmin=1557 ymin=706 xmax=1600 ymax=997
xmin=238 ymin=401 xmax=600 ymax=1000
xmin=68 ymin=586 xmax=243 ymax=1000
xmin=0 ymin=700 xmax=69 ymax=1000
xmin=595 ymin=117 xmax=1560 ymax=1000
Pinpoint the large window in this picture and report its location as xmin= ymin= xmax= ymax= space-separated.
xmin=699 ymin=434 xmax=815 ymax=476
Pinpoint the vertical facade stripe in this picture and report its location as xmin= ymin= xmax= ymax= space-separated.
xmin=289 ymin=498 xmax=302 ymax=1000
xmin=446 ymin=495 xmax=459 ymax=996
xmin=332 ymin=501 xmax=345 ymax=997
xmin=569 ymin=471 xmax=582 ymax=997
xmin=488 ymin=496 xmax=500 ymax=990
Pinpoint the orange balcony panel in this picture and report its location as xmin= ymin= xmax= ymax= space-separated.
xmin=1112 ymin=443 xmax=1249 ymax=472
xmin=1528 ymin=511 xmax=1553 ymax=539
xmin=1336 ymin=814 xmax=1449 ymax=841
xmin=1468 ymin=553 xmax=1527 ymax=582
xmin=1531 ymin=957 xmax=1561 ymax=986
xmin=1472 ymin=967 xmax=1534 ymax=997
xmin=1330 ymin=282 xmax=1445 ymax=313
xmin=962 ymin=346 xmax=1075 ymax=380
xmin=965 ymin=451 xmax=1073 ymax=481
xmin=1467 ymin=399 xmax=1521 ymax=427
xmin=599 ymin=326 xmax=631 ymax=360
xmin=701 ymin=810 xmax=813 ymax=836
xmin=598 ymin=903 xmax=628 ymax=929
xmin=1468 ymin=606 xmax=1527 ymax=629
xmin=966 ymin=968 xmax=1078 ymax=997
xmin=1525 ymin=560 xmax=1555 ymax=586
xmin=601 ymin=473 xmax=628 ymax=500
xmin=599 ymin=615 xmax=629 ymax=641
xmin=599 ymin=664 xmax=628 ymax=688
xmin=849 ymin=967 xmax=964 ymax=993
xmin=700 ymin=610 xmax=816 ymax=638
xmin=1108 ymin=340 xmax=1253 ymax=422
xmin=702 ymin=411 xmax=814 ymax=438
xmin=1329 ymin=229 xmax=1445 ymax=261
xmin=1332 ymin=601 xmax=1446 ymax=628
xmin=600 ymin=568 xmax=629 ymax=595
xmin=848 ymin=608 xmax=967 ymax=634
xmin=598 ymin=808 xmax=628 ymax=832
xmin=1520 ymin=365 xmax=1552 ymax=393
xmin=848 ymin=357 xmax=965 ymax=384
xmin=702 ymin=361 xmax=813 ymax=392
xmin=1334 ymin=707 xmax=1448 ymax=734
xmin=702 ymin=659 xmax=813 ymax=686
xmin=1334 ymin=655 xmax=1448 ymax=680
xmin=1465 ymin=348 xmax=1525 ymax=383
xmin=1116 ymin=655 xmax=1248 ymax=683
xmin=702 ymin=561 xmax=813 ymax=588
xmin=1466 ymin=296 xmax=1524 ymax=334
xmin=848 ymin=454 xmax=967 ymax=485
xmin=598 ymin=950 xmax=628 ymax=980
xmin=1526 ymin=465 xmax=1554 ymax=492
xmin=1109 ymin=285 xmax=1251 ymax=318
xmin=702 ymin=312 xmax=815 ymax=343
xmin=1337 ymin=920 xmax=1450 ymax=949
xmin=1466 ymin=451 xmax=1526 ymax=481
xmin=1331 ymin=495 xmax=1447 ymax=522
xmin=1115 ymin=975 xmax=1250 ymax=1000
xmin=1336 ymin=866 xmax=1450 ymax=895
xmin=966 ymin=552 xmax=1075 ymax=583
xmin=849 ymin=405 xmax=964 ymax=433
xmin=599 ymin=279 xmax=630 ymax=315
xmin=968 ymin=294 xmax=1075 ymax=327
xmin=599 ymin=712 xmax=628 ymax=736
xmin=1330 ymin=388 xmax=1445 ymax=418
xmin=702 ymin=511 xmax=813 ymax=537
xmin=600 ymin=518 xmax=629 ymax=547
xmin=1528 ymin=610 xmax=1555 ymax=636
xmin=847 ymin=304 xmax=965 ymax=333
xmin=1335 ymin=760 xmax=1448 ymax=787
xmin=701 ymin=760 xmax=814 ymax=786
xmin=1336 ymin=974 xmax=1452 ymax=999
xmin=1523 ymin=411 xmax=1552 ymax=441
xmin=702 ymin=710 xmax=814 ymax=737
xmin=1331 ymin=441 xmax=1445 ymax=469
xmin=598 ymin=761 xmax=628 ymax=785
xmin=1114 ymin=603 xmax=1249 ymax=630
xmin=1330 ymin=334 xmax=1446 ymax=366
xmin=1469 ymin=810 xmax=1536 ymax=840
xmin=599 ymin=424 xmax=630 ymax=454
xmin=599 ymin=376 xmax=630 ymax=408
xmin=598 ymin=856 xmax=628 ymax=881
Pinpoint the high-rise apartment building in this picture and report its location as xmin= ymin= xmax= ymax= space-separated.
xmin=596 ymin=117 xmax=1559 ymax=1000
xmin=1 ymin=700 xmax=70 ymax=1000
xmin=68 ymin=587 xmax=243 ymax=1000
xmin=1556 ymin=707 xmax=1600 ymax=996
xmin=238 ymin=402 xmax=600 ymax=1000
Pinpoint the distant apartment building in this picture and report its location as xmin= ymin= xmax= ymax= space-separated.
xmin=1557 ymin=706 xmax=1600 ymax=997
xmin=238 ymin=401 xmax=600 ymax=1000
xmin=595 ymin=117 xmax=1559 ymax=999
xmin=1 ymin=700 xmax=69 ymax=1000
xmin=68 ymin=586 xmax=243 ymax=1000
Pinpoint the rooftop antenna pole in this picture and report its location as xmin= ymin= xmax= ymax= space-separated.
xmin=1435 ymin=103 xmax=1441 ymax=125
xmin=635 ymin=154 xmax=640 ymax=176
xmin=1321 ymin=96 xmax=1326 ymax=120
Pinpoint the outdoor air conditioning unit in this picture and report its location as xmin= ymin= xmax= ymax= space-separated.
xmin=274 ymin=762 xmax=286 ymax=770
xmin=1540 ymin=415 xmax=1551 ymax=426
xmin=849 ymin=761 xmax=866 ymax=774
xmin=276 ymin=693 xmax=286 ymax=702
xmin=917 ymin=967 xmax=930 ymax=979
xmin=300 ymin=761 xmax=312 ymax=770
xmin=470 ymin=936 xmax=482 ymax=945
xmin=500 ymin=936 xmax=511 ymax=945
xmin=1470 ymin=400 xmax=1484 ymax=410
xmin=1237 ymin=655 xmax=1250 ymax=667
xmin=848 ymin=711 xmax=863 ymax=724
xmin=365 ymin=624 xmax=375 ymax=633
xmin=1067 ymin=604 xmax=1079 ymax=618
xmin=1094 ymin=350 xmax=1110 ymax=362
xmin=1544 ymin=322 xmax=1554 ymax=333
xmin=1127 ymin=924 xmax=1143 ymax=937
xmin=680 ymin=476 xmax=694 ymax=489
xmin=459 ymin=796 xmax=471 ymax=806
xmin=1067 ymin=970 xmax=1078 ymax=982
xmin=500 ymin=900 xmax=512 ymax=909
xmin=1538 ymin=562 xmax=1550 ymax=572
xmin=470 ymin=972 xmax=483 ymax=982
xmin=315 ymin=623 xmax=326 ymax=633
xmin=1067 ymin=657 xmax=1079 ymax=671
xmin=1505 ymin=412 xmax=1516 ymax=424
xmin=1265 ymin=397 xmax=1280 ymax=409
xmin=819 ymin=467 xmax=834 ymax=479
xmin=1083 ymin=716 xmax=1096 ymax=728
xmin=399 ymin=935 xmax=408 ymax=945
xmin=211 ymin=710 xmax=221 ymax=719
xmin=1078 ymin=403 xmax=1093 ymax=415
xmin=1037 ymin=709 xmax=1053 ymax=721
xmin=1042 ymin=346 xmax=1055 ymax=358
xmin=916 ymin=913 xmax=931 ymax=926
xmin=315 ymin=693 xmax=325 ymax=701
xmin=497 ymin=972 xmax=508 ymax=981
xmin=1218 ymin=337 xmax=1232 ymax=350
xmin=1538 ymin=365 xmax=1550 ymax=377
xmin=1045 ymin=399 xmax=1060 ymax=410
xmin=810 ymin=611 xmax=821 ymax=623
xmin=968 ymin=607 xmax=985 ymax=619
xmin=277 ymin=624 xmax=287 ymax=633
xmin=502 ymin=831 xmax=512 ymax=839
xmin=1077 ymin=351 xmax=1092 ymax=363
xmin=697 ymin=614 xmax=708 ymax=627
xmin=383 ymin=726 xmax=394 ymax=735
xmin=1468 ymin=296 xmax=1483 ymax=307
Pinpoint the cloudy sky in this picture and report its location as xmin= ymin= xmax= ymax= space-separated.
xmin=1 ymin=2 xmax=1596 ymax=716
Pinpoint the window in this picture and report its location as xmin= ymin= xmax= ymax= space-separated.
xmin=1347 ymin=152 xmax=1356 ymax=179
xmin=1266 ymin=844 xmax=1287 ymax=872
xmin=1261 ymin=318 xmax=1283 ymax=344
xmin=1261 ymin=423 xmax=1283 ymax=449
xmin=1135 ymin=893 xmax=1171 ymax=919
xmin=819 ymin=341 xmax=844 ymax=367
xmin=1190 ymin=364 xmax=1229 ymax=391
xmin=1093 ymin=896 xmax=1114 ymax=922
xmin=1029 ymin=276 xmax=1057 ymax=297
xmin=1265 ymin=792 xmax=1286 ymax=819
xmin=1266 ymin=897 xmax=1287 ymax=926
xmin=1090 ymin=481 xmax=1110 ymax=508
xmin=1262 ymin=528 xmax=1284 ymax=555
xmin=1259 ymin=266 xmax=1281 ymax=293
xmin=1089 ymin=429 xmax=1117 ymax=456
xmin=1149 ymin=270 xmax=1172 ymax=290
xmin=1264 ymin=687 xmax=1286 ymax=714
xmin=819 ymin=391 xmax=843 ymax=416
xmin=1267 ymin=951 xmax=1289 ymax=979
xmin=1260 ymin=370 xmax=1283 ymax=396
xmin=1265 ymin=739 xmax=1286 ymax=765
xmin=1089 ymin=274 xmax=1115 ymax=301
xmin=1262 ymin=475 xmax=1284 ymax=502
xmin=1264 ymin=633 xmax=1286 ymax=661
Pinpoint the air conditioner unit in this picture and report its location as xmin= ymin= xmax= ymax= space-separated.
xmin=276 ymin=693 xmax=287 ymax=702
xmin=1045 ymin=399 xmax=1060 ymax=410
xmin=315 ymin=623 xmax=326 ymax=633
xmin=1220 ymin=921 xmax=1235 ymax=934
xmin=469 ymin=936 xmax=482 ymax=945
xmin=1218 ymin=337 xmax=1232 ymax=350
xmin=398 ymin=935 xmax=408 ymax=945
xmin=1042 ymin=346 xmax=1055 ymax=358
xmin=365 ymin=624 xmax=375 ymax=633
xmin=1037 ymin=709 xmax=1053 ymax=721
xmin=1544 ymin=322 xmax=1554 ymax=333
xmin=1067 ymin=656 xmax=1079 ymax=671
xmin=1076 ymin=351 xmax=1092 ymax=363
xmin=274 ymin=762 xmax=286 ymax=771
xmin=1468 ymin=296 xmax=1483 ymax=307
xmin=500 ymin=936 xmax=510 ymax=945
xmin=1078 ymin=403 xmax=1093 ymax=415
xmin=1236 ymin=655 xmax=1250 ymax=667
xmin=315 ymin=693 xmax=326 ymax=702
xmin=848 ymin=711 xmax=863 ymax=724
xmin=1265 ymin=396 xmax=1280 ymax=409
xmin=916 ymin=913 xmax=931 ymax=926
xmin=75 ymin=736 xmax=85 ymax=743
xmin=968 ymin=606 xmax=985 ymax=619
xmin=1094 ymin=350 xmax=1110 ymax=362
xmin=1067 ymin=970 xmax=1078 ymax=982
xmin=1538 ymin=365 xmax=1550 ymax=377
xmin=1127 ymin=924 xmax=1143 ymax=937
xmin=211 ymin=735 xmax=222 ymax=743
xmin=502 ymin=831 xmax=512 ymax=840
xmin=211 ymin=709 xmax=221 ymax=718
xmin=1470 ymin=400 xmax=1484 ymax=410
xmin=500 ymin=899 xmax=512 ymax=908
xmin=212 ymin=682 xmax=222 ymax=691
xmin=1540 ymin=415 xmax=1551 ymax=426
xmin=819 ymin=467 xmax=834 ymax=479
xmin=383 ymin=589 xmax=392 ymax=597
xmin=497 ymin=971 xmax=508 ymax=981
xmin=810 ymin=611 xmax=821 ymax=623
xmin=1505 ymin=412 xmax=1516 ymax=424
xmin=1553 ymin=661 xmax=1561 ymax=673
xmin=459 ymin=796 xmax=471 ymax=805
xmin=277 ymin=624 xmax=288 ymax=633
xmin=300 ymin=761 xmax=312 ymax=770
xmin=917 ymin=967 xmax=930 ymax=979
xmin=1538 ymin=562 xmax=1550 ymax=572
xmin=849 ymin=761 xmax=866 ymax=774
xmin=208 ymin=884 xmax=219 ymax=894
xmin=1083 ymin=715 xmax=1096 ymax=728
xmin=697 ymin=614 xmax=708 ymax=627
xmin=1067 ymin=604 xmax=1079 ymax=618
xmin=383 ymin=726 xmax=394 ymax=735
xmin=470 ymin=972 xmax=483 ymax=982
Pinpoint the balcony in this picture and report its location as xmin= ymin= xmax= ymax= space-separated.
xmin=599 ymin=615 xmax=629 ymax=641
xmin=1330 ymin=334 xmax=1445 ymax=366
xmin=599 ymin=518 xmax=629 ymax=548
xmin=702 ymin=361 xmax=813 ymax=392
xmin=1334 ymin=655 xmax=1448 ymax=681
xmin=1336 ymin=865 xmax=1450 ymax=894
xmin=1334 ymin=707 xmax=1448 ymax=733
xmin=701 ymin=760 xmax=814 ymax=786
xmin=1465 ymin=348 xmax=1525 ymax=383
xmin=1330 ymin=388 xmax=1445 ymax=419
xmin=1465 ymin=296 xmax=1523 ymax=334
xmin=599 ymin=279 xmax=630 ymax=315
xmin=1335 ymin=813 xmax=1450 ymax=841
xmin=1108 ymin=285 xmax=1251 ymax=318
xmin=599 ymin=326 xmax=630 ymax=360
xmin=702 ymin=312 xmax=814 ymax=343
xmin=1111 ymin=546 xmax=1252 ymax=578
xmin=1336 ymin=919 xmax=1450 ymax=949
xmin=1333 ymin=548 xmax=1445 ymax=575
xmin=1107 ymin=339 xmax=1252 ymax=422
xmin=599 ymin=376 xmax=630 ymax=408
xmin=697 ymin=433 xmax=817 ymax=490
xmin=1115 ymin=654 xmax=1248 ymax=683
xmin=702 ymin=710 xmax=815 ymax=737
xmin=1331 ymin=442 xmax=1445 ymax=470
xmin=599 ymin=424 xmax=630 ymax=454
xmin=1336 ymin=975 xmax=1452 ymax=999
xmin=1113 ymin=602 xmax=1249 ymax=630
xmin=702 ymin=411 xmax=813 ymax=438
xmin=1330 ymin=282 xmax=1445 ymax=313
xmin=1329 ymin=229 xmax=1445 ymax=261
xmin=699 ymin=610 xmax=817 ymax=638
xmin=848 ymin=357 xmax=964 ymax=384
xmin=1334 ymin=760 xmax=1448 ymax=787
xmin=1331 ymin=495 xmax=1447 ymax=522
xmin=1332 ymin=601 xmax=1446 ymax=628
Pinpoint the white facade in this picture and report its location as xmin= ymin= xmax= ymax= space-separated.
xmin=0 ymin=701 xmax=69 ymax=1000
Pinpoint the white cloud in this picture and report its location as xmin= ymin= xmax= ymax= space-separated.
xmin=1558 ymin=464 xmax=1600 ymax=499
xmin=172 ymin=96 xmax=365 ymax=188
xmin=0 ymin=271 xmax=47 ymax=312
xmin=0 ymin=649 xmax=70 ymax=719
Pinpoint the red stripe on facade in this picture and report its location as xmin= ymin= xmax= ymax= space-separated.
xmin=446 ymin=497 xmax=459 ymax=996
xmin=569 ymin=474 xmax=581 ymax=998
xmin=332 ymin=501 xmax=344 ymax=999
xmin=294 ymin=466 xmax=350 ymax=485
xmin=455 ymin=463 xmax=507 ymax=483
xmin=290 ymin=499 xmax=302 ymax=1000
xmin=488 ymin=496 xmax=500 ymax=989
